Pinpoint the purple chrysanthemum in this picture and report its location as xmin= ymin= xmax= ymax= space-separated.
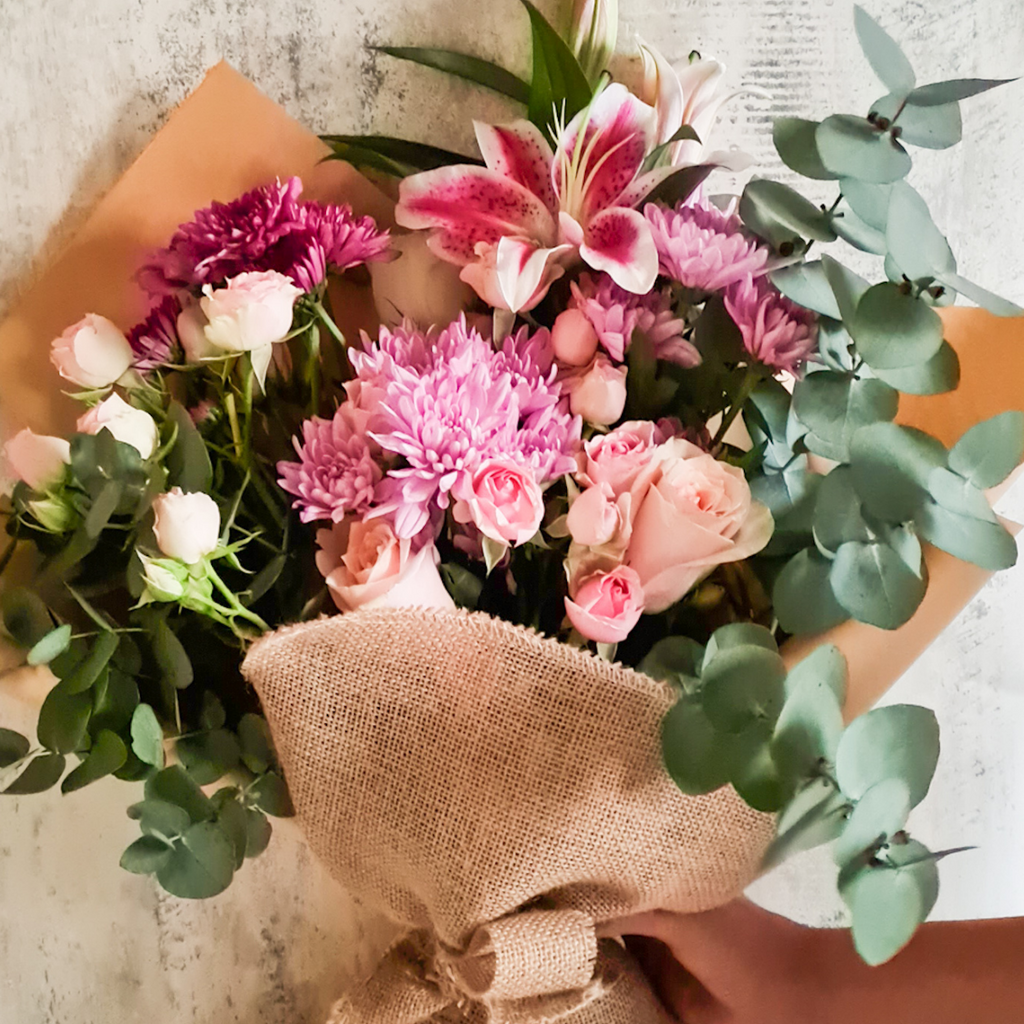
xmin=725 ymin=274 xmax=818 ymax=374
xmin=645 ymin=197 xmax=768 ymax=294
xmin=137 ymin=177 xmax=391 ymax=297
xmin=569 ymin=272 xmax=699 ymax=368
xmin=277 ymin=407 xmax=383 ymax=523
xmin=126 ymin=295 xmax=181 ymax=372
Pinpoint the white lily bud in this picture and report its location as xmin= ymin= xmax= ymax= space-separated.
xmin=570 ymin=0 xmax=618 ymax=83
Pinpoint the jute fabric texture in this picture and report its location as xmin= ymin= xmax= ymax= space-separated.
xmin=242 ymin=607 xmax=774 ymax=1023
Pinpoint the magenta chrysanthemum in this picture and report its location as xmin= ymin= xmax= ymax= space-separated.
xmin=724 ymin=274 xmax=818 ymax=374
xmin=364 ymin=317 xmax=580 ymax=538
xmin=569 ymin=272 xmax=699 ymax=368
xmin=137 ymin=177 xmax=390 ymax=297
xmin=645 ymin=198 xmax=768 ymax=294
xmin=277 ymin=408 xmax=382 ymax=523
xmin=126 ymin=295 xmax=181 ymax=372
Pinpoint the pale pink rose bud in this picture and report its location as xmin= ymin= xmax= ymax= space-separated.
xmin=551 ymin=308 xmax=600 ymax=366
xmin=565 ymin=564 xmax=644 ymax=644
xmin=76 ymin=393 xmax=158 ymax=459
xmin=566 ymin=485 xmax=619 ymax=548
xmin=452 ymin=459 xmax=544 ymax=547
xmin=315 ymin=520 xmax=455 ymax=613
xmin=176 ymin=301 xmax=220 ymax=363
xmin=50 ymin=314 xmax=133 ymax=389
xmin=200 ymin=270 xmax=302 ymax=353
xmin=569 ymin=355 xmax=628 ymax=426
xmin=3 ymin=428 xmax=71 ymax=492
xmin=627 ymin=445 xmax=774 ymax=612
xmin=152 ymin=487 xmax=221 ymax=564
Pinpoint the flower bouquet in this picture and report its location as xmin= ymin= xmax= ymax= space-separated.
xmin=2 ymin=1 xmax=1023 ymax=1019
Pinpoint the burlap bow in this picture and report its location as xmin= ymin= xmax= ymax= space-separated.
xmin=327 ymin=909 xmax=610 ymax=1024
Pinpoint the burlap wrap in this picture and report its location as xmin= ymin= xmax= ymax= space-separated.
xmin=242 ymin=607 xmax=775 ymax=1023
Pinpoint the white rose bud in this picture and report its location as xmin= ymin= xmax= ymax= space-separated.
xmin=200 ymin=270 xmax=302 ymax=353
xmin=151 ymin=487 xmax=221 ymax=565
xmin=50 ymin=313 xmax=134 ymax=389
xmin=138 ymin=554 xmax=186 ymax=602
xmin=176 ymin=301 xmax=220 ymax=364
xmin=3 ymin=428 xmax=71 ymax=492
xmin=76 ymin=393 xmax=159 ymax=460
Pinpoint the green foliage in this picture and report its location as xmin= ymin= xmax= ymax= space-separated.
xmin=773 ymin=548 xmax=850 ymax=635
xmin=0 ymin=728 xmax=31 ymax=768
xmin=322 ymin=134 xmax=483 ymax=177
xmin=1 ymin=754 xmax=66 ymax=795
xmin=1 ymin=587 xmax=53 ymax=648
xmin=373 ymin=46 xmax=531 ymax=105
xmin=851 ymin=283 xmax=944 ymax=370
xmin=853 ymin=6 xmax=915 ymax=94
xmin=740 ymin=179 xmax=837 ymax=249
xmin=61 ymin=730 xmax=128 ymax=794
xmin=816 ymin=114 xmax=911 ymax=184
xmin=130 ymin=704 xmax=165 ymax=768
xmin=166 ymin=401 xmax=213 ymax=493
xmin=948 ymin=411 xmax=1024 ymax=489
xmin=27 ymin=624 xmax=72 ymax=666
xmin=772 ymin=118 xmax=838 ymax=180
xmin=249 ymin=771 xmax=295 ymax=818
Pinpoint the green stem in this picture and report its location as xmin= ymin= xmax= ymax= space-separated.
xmin=225 ymin=392 xmax=243 ymax=460
xmin=712 ymin=365 xmax=763 ymax=453
xmin=206 ymin=563 xmax=270 ymax=634
xmin=311 ymin=299 xmax=346 ymax=348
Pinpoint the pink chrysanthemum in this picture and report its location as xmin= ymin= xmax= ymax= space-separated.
xmin=365 ymin=317 xmax=580 ymax=538
xmin=277 ymin=407 xmax=382 ymax=523
xmin=725 ymin=274 xmax=818 ymax=374
xmin=126 ymin=295 xmax=181 ymax=372
xmin=645 ymin=198 xmax=768 ymax=294
xmin=137 ymin=177 xmax=390 ymax=297
xmin=569 ymin=272 xmax=699 ymax=368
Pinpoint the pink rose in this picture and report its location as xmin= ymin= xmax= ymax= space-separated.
xmin=201 ymin=270 xmax=302 ymax=353
xmin=568 ymin=355 xmax=628 ymax=426
xmin=626 ymin=442 xmax=774 ymax=612
xmin=3 ymin=428 xmax=71 ymax=492
xmin=315 ymin=519 xmax=455 ymax=613
xmin=578 ymin=421 xmax=659 ymax=496
xmin=551 ymin=308 xmax=600 ymax=366
xmin=565 ymin=565 xmax=645 ymax=644
xmin=452 ymin=459 xmax=544 ymax=547
xmin=76 ymin=393 xmax=158 ymax=459
xmin=50 ymin=313 xmax=133 ymax=389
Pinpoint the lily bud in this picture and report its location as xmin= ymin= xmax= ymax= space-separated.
xmin=570 ymin=0 xmax=618 ymax=84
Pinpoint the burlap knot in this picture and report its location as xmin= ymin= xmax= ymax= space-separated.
xmin=328 ymin=909 xmax=606 ymax=1024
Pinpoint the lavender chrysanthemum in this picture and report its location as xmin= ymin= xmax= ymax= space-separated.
xmin=725 ymin=274 xmax=818 ymax=374
xmin=569 ymin=272 xmax=699 ymax=368
xmin=645 ymin=198 xmax=768 ymax=294
xmin=277 ymin=408 xmax=382 ymax=523
xmin=138 ymin=177 xmax=390 ymax=297
xmin=126 ymin=295 xmax=181 ymax=372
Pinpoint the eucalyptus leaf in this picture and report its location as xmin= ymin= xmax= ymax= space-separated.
xmin=853 ymin=6 xmax=916 ymax=94
xmin=130 ymin=703 xmax=165 ymax=768
xmin=840 ymin=179 xmax=892 ymax=230
xmin=915 ymin=502 xmax=1018 ymax=571
xmin=948 ymin=411 xmax=1024 ymax=489
xmin=244 ymin=809 xmax=273 ymax=858
xmin=128 ymin=798 xmax=192 ymax=840
xmin=773 ymin=648 xmax=846 ymax=779
xmin=816 ymin=115 xmax=912 ymax=184
xmin=772 ymin=118 xmax=838 ymax=180
xmin=120 ymin=835 xmax=174 ymax=874
xmin=146 ymin=614 xmax=193 ymax=691
xmin=906 ymin=77 xmax=1017 ymax=107
xmin=816 ymin=318 xmax=856 ymax=373
xmin=831 ymin=206 xmax=886 ymax=254
xmin=764 ymin=777 xmax=850 ymax=868
xmin=870 ymin=92 xmax=961 ymax=150
xmin=885 ymin=838 xmax=940 ymax=920
xmin=176 ymin=729 xmax=241 ymax=786
xmin=166 ymin=401 xmax=214 ymax=493
xmin=374 ymin=46 xmax=531 ymax=105
xmin=238 ymin=714 xmax=275 ymax=775
xmin=836 ymin=704 xmax=940 ymax=807
xmin=38 ymin=681 xmax=93 ymax=754
xmin=703 ymin=623 xmax=778 ymax=666
xmin=701 ymin=645 xmax=787 ymax=734
xmin=821 ymin=255 xmax=870 ymax=325
xmin=730 ymin=736 xmax=790 ymax=813
xmin=885 ymin=183 xmax=955 ymax=282
xmin=63 ymin=629 xmax=120 ymax=695
xmin=61 ymin=729 xmax=127 ymax=793
xmin=145 ymin=765 xmax=214 ymax=824
xmin=813 ymin=467 xmax=873 ymax=553
xmin=842 ymin=860 xmax=925 ymax=965
xmin=91 ymin=667 xmax=140 ymax=736
xmin=935 ymin=272 xmax=1023 ymax=317
xmin=770 ymin=262 xmax=841 ymax=319
xmin=1 ymin=754 xmax=65 ymax=794
xmin=662 ymin=699 xmax=733 ymax=795
xmin=773 ymin=549 xmax=849 ymax=636
xmin=870 ymin=341 xmax=959 ymax=396
xmin=215 ymin=795 xmax=249 ymax=870
xmin=0 ymin=728 xmax=30 ymax=768
xmin=27 ymin=624 xmax=72 ymax=667
xmin=200 ymin=691 xmax=227 ymax=731
xmin=829 ymin=539 xmax=926 ymax=629
xmin=156 ymin=823 xmax=235 ymax=899
xmin=249 ymin=771 xmax=295 ymax=817
xmin=834 ymin=777 xmax=912 ymax=866
xmin=1 ymin=588 xmax=52 ymax=648
xmin=640 ymin=636 xmax=705 ymax=687
xmin=740 ymin=179 xmax=837 ymax=243
xmin=926 ymin=467 xmax=996 ymax=521
xmin=440 ymin=562 xmax=484 ymax=610
xmin=84 ymin=480 xmax=124 ymax=538
xmin=851 ymin=283 xmax=945 ymax=370
xmin=792 ymin=371 xmax=898 ymax=462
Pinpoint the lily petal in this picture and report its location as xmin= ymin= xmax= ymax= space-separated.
xmin=396 ymin=165 xmax=557 ymax=265
xmin=639 ymin=39 xmax=685 ymax=146
xmin=494 ymin=236 xmax=573 ymax=313
xmin=474 ymin=120 xmax=558 ymax=216
xmin=579 ymin=206 xmax=659 ymax=294
xmin=554 ymin=83 xmax=657 ymax=222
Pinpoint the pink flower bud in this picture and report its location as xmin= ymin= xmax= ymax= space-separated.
xmin=565 ymin=564 xmax=644 ymax=644
xmin=569 ymin=355 xmax=628 ymax=426
xmin=50 ymin=314 xmax=133 ymax=389
xmin=76 ymin=393 xmax=158 ymax=459
xmin=552 ymin=308 xmax=600 ymax=366
xmin=3 ymin=428 xmax=71 ymax=492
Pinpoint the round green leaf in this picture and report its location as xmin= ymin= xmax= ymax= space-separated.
xmin=703 ymin=623 xmax=778 ymax=668
xmin=727 ymin=726 xmax=791 ymax=813
xmin=238 ymin=713 xmax=275 ymax=775
xmin=885 ymin=183 xmax=956 ymax=282
xmin=869 ymin=92 xmax=961 ymax=150
xmin=885 ymin=838 xmax=940 ymax=920
xmin=176 ymin=729 xmax=241 ymax=786
xmin=834 ymin=777 xmax=912 ymax=866
xmin=836 ymin=704 xmax=940 ymax=808
xmin=948 ymin=411 xmax=1024 ymax=490
xmin=870 ymin=341 xmax=959 ymax=396
xmin=915 ymin=502 xmax=1018 ymax=571
xmin=145 ymin=765 xmax=214 ymax=823
xmin=63 ymin=629 xmax=120 ymax=695
xmin=61 ymin=730 xmax=128 ymax=794
xmin=926 ymin=468 xmax=995 ymax=521
xmin=765 ymin=778 xmax=850 ymax=869
xmin=829 ymin=540 xmax=926 ymax=629
xmin=831 ymin=206 xmax=886 ymax=254
xmin=1 ymin=753 xmax=65 ymax=795
xmin=816 ymin=115 xmax=912 ymax=184
xmin=27 ymin=624 xmax=73 ymax=667
xmin=156 ymin=823 xmax=235 ymax=899
xmin=853 ymin=6 xmax=916 ymax=94
xmin=91 ymin=666 xmax=140 ymax=735
xmin=1 ymin=588 xmax=53 ymax=648
xmin=129 ymin=797 xmax=192 ymax=839
xmin=813 ymin=467 xmax=872 ymax=553
xmin=244 ymin=809 xmax=273 ymax=859
xmin=0 ymin=727 xmax=30 ymax=768
xmin=119 ymin=835 xmax=174 ymax=875
xmin=793 ymin=371 xmax=898 ymax=462
xmin=906 ymin=77 xmax=1017 ymax=107
xmin=821 ymin=254 xmax=871 ymax=325
xmin=769 ymin=262 xmax=841 ymax=319
xmin=248 ymin=771 xmax=295 ymax=818
xmin=773 ymin=549 xmax=850 ymax=636
xmin=852 ymin=283 xmax=945 ymax=370
xmin=38 ymin=682 xmax=93 ymax=754
xmin=773 ymin=117 xmax=838 ymax=180
xmin=661 ymin=700 xmax=734 ymax=795
xmin=702 ymin=646 xmax=787 ymax=734
xmin=741 ymin=178 xmax=838 ymax=243
xmin=199 ymin=691 xmax=227 ymax=732
xmin=842 ymin=862 xmax=924 ymax=965
xmin=215 ymin=795 xmax=249 ymax=871
xmin=130 ymin=703 xmax=165 ymax=768
xmin=840 ymin=179 xmax=892 ymax=231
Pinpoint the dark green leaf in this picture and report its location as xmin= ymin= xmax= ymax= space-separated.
xmin=242 ymin=553 xmax=287 ymax=605
xmin=834 ymin=777 xmax=911 ymax=866
xmin=244 ymin=809 xmax=273 ymax=859
xmin=703 ymin=623 xmax=778 ymax=666
xmin=63 ymin=629 xmax=120 ymax=694
xmin=870 ymin=93 xmax=961 ymax=150
xmin=831 ymin=206 xmax=887 ymax=254
xmin=816 ymin=114 xmax=911 ymax=184
xmin=792 ymin=371 xmax=898 ymax=462
xmin=248 ymin=771 xmax=294 ymax=817
xmin=521 ymin=0 xmax=593 ymax=131
xmin=948 ymin=411 xmax=1024 ymax=489
xmin=770 ymin=262 xmax=841 ymax=319
xmin=662 ymin=699 xmax=734 ymax=795
xmin=935 ymin=273 xmax=1023 ymax=317
xmin=61 ymin=729 xmax=127 ymax=793
xmin=853 ymin=6 xmax=916 ymax=94
xmin=84 ymin=480 xmax=124 ymax=538
xmin=773 ymin=549 xmax=849 ymax=635
xmin=130 ymin=704 xmax=165 ymax=768
xmin=851 ymin=283 xmax=945 ymax=371
xmin=129 ymin=797 xmax=192 ymax=839
xmin=145 ymin=765 xmax=214 ymax=824
xmin=642 ymin=163 xmax=718 ymax=208
xmin=764 ymin=777 xmax=850 ymax=868
xmin=65 ymin=585 xmax=116 ymax=632
xmin=773 ymin=118 xmax=838 ymax=180
xmin=38 ymin=681 xmax=93 ymax=753
xmin=440 ymin=562 xmax=484 ymax=610
xmin=829 ymin=540 xmax=926 ymax=629
xmin=701 ymin=645 xmax=787 ymax=734
xmin=374 ymin=46 xmax=530 ymax=104
xmin=730 ymin=736 xmax=790 ymax=813
xmin=238 ymin=714 xmax=275 ymax=775
xmin=870 ymin=341 xmax=959 ymax=396
xmin=641 ymin=125 xmax=702 ymax=170
xmin=836 ymin=704 xmax=940 ymax=808
xmin=200 ymin=691 xmax=226 ymax=731
xmin=166 ymin=401 xmax=213 ymax=493
xmin=321 ymin=133 xmax=482 ymax=174
xmin=906 ymin=77 xmax=1017 ymax=107
xmin=1 ymin=588 xmax=52 ymax=648
xmin=120 ymin=835 xmax=174 ymax=874
xmin=146 ymin=614 xmax=194 ymax=691
xmin=215 ymin=795 xmax=249 ymax=870
xmin=2 ymin=753 xmax=66 ymax=794
xmin=27 ymin=624 xmax=72 ymax=667
xmin=740 ymin=179 xmax=837 ymax=244
xmin=813 ymin=467 xmax=872 ymax=552
xmin=176 ymin=729 xmax=241 ymax=786
xmin=156 ymin=823 xmax=235 ymax=899
xmin=0 ymin=728 xmax=30 ymax=768
xmin=915 ymin=502 xmax=1018 ymax=571
xmin=885 ymin=182 xmax=955 ymax=282
xmin=91 ymin=667 xmax=139 ymax=736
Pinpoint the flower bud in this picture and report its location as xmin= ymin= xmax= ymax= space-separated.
xmin=570 ymin=0 xmax=618 ymax=84
xmin=76 ymin=393 xmax=159 ymax=460
xmin=27 ymin=496 xmax=76 ymax=534
xmin=200 ymin=270 xmax=301 ymax=353
xmin=551 ymin=308 xmax=600 ymax=366
xmin=3 ymin=428 xmax=71 ymax=492
xmin=152 ymin=488 xmax=221 ymax=565
xmin=50 ymin=314 xmax=133 ymax=389
xmin=569 ymin=355 xmax=628 ymax=426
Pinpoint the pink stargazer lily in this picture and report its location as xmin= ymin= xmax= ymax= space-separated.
xmin=395 ymin=83 xmax=662 ymax=313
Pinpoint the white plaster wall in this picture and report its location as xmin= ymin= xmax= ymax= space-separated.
xmin=1 ymin=0 xmax=1023 ymax=1020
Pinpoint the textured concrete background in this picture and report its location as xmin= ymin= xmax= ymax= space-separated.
xmin=1 ymin=0 xmax=1023 ymax=1021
